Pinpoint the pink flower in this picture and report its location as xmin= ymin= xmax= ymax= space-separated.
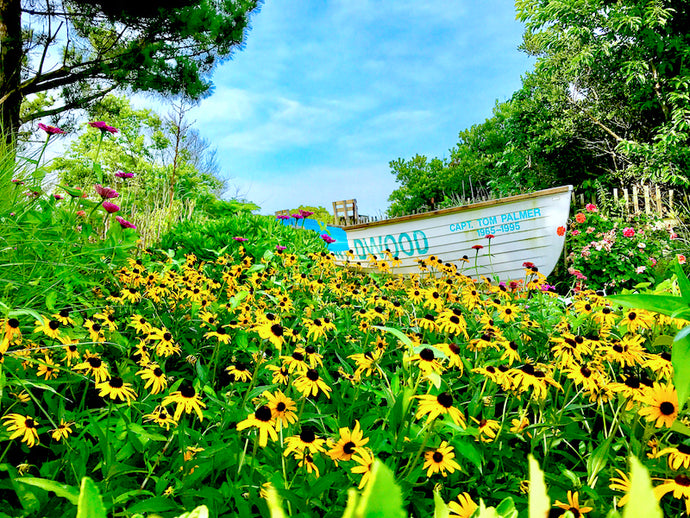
xmin=670 ymin=232 xmax=678 ymax=240
xmin=299 ymin=209 xmax=314 ymax=218
xmin=678 ymin=254 xmax=687 ymax=265
xmin=94 ymin=184 xmax=120 ymax=199
xmin=11 ymin=179 xmax=24 ymax=185
xmin=586 ymin=227 xmax=595 ymax=234
xmin=276 ymin=245 xmax=287 ymax=250
xmin=38 ymin=122 xmax=65 ymax=135
xmin=650 ymin=257 xmax=657 ymax=266
xmin=233 ymin=237 xmax=248 ymax=242
xmin=571 ymin=230 xmax=581 ymax=236
xmin=276 ymin=214 xmax=290 ymax=220
xmin=321 ymin=233 xmax=336 ymax=244
xmin=115 ymin=216 xmax=137 ymax=229
xmin=88 ymin=121 xmax=118 ymax=134
xmin=76 ymin=210 xmax=86 ymax=217
xmin=635 ymin=266 xmax=647 ymax=274
xmin=291 ymin=213 xmax=303 ymax=219
xmin=575 ymin=213 xmax=586 ymax=223
xmin=102 ymin=201 xmax=120 ymax=213
xmin=115 ymin=171 xmax=134 ymax=179
xmin=622 ymin=227 xmax=635 ymax=237
xmin=585 ymin=203 xmax=598 ymax=212
xmin=53 ymin=194 xmax=63 ymax=200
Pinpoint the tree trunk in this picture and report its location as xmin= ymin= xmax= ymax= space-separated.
xmin=0 ymin=0 xmax=23 ymax=143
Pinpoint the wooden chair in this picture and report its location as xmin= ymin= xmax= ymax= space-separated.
xmin=332 ymin=199 xmax=359 ymax=225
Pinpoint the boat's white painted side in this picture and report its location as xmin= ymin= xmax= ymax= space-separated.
xmin=332 ymin=185 xmax=573 ymax=281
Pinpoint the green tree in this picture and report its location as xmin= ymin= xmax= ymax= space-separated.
xmin=0 ymin=0 xmax=261 ymax=140
xmin=516 ymin=0 xmax=690 ymax=185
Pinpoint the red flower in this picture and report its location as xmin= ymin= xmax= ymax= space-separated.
xmin=678 ymin=254 xmax=686 ymax=265
xmin=38 ymin=123 xmax=65 ymax=135
xmin=472 ymin=244 xmax=483 ymax=250
xmin=485 ymin=234 xmax=495 ymax=240
xmin=585 ymin=203 xmax=598 ymax=212
xmin=115 ymin=216 xmax=136 ymax=229
xmin=575 ymin=213 xmax=586 ymax=224
xmin=102 ymin=201 xmax=120 ymax=213
xmin=622 ymin=227 xmax=635 ymax=238
xmin=88 ymin=121 xmax=118 ymax=134
xmin=557 ymin=226 xmax=566 ymax=236
xmin=94 ymin=184 xmax=119 ymax=199
xmin=522 ymin=261 xmax=536 ymax=269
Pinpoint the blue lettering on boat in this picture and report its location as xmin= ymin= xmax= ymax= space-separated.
xmin=384 ymin=234 xmax=399 ymax=256
xmin=398 ymin=233 xmax=414 ymax=256
xmin=353 ymin=230 xmax=428 ymax=259
xmin=413 ymin=230 xmax=428 ymax=254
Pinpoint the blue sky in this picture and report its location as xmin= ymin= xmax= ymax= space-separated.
xmin=182 ymin=0 xmax=533 ymax=216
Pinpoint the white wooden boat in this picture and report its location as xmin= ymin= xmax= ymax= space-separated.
xmin=330 ymin=185 xmax=573 ymax=281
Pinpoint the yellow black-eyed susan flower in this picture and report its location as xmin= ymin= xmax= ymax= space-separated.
xmin=423 ymin=441 xmax=461 ymax=477
xmin=97 ymin=376 xmax=137 ymax=405
xmin=554 ymin=491 xmax=592 ymax=516
xmin=653 ymin=474 xmax=690 ymax=513
xmin=350 ymin=447 xmax=375 ymax=489
xmin=50 ymin=420 xmax=74 ymax=442
xmin=203 ymin=325 xmax=231 ymax=345
xmin=470 ymin=416 xmax=500 ymax=442
xmin=293 ymin=368 xmax=332 ymax=399
xmin=93 ymin=308 xmax=118 ymax=332
xmin=129 ymin=314 xmax=153 ymax=335
xmin=408 ymin=347 xmax=444 ymax=375
xmin=162 ymin=383 xmax=207 ymax=422
xmin=448 ymin=492 xmax=478 ymax=518
xmin=281 ymin=349 xmax=310 ymax=375
xmin=284 ymin=427 xmax=326 ymax=455
xmin=293 ymin=451 xmax=320 ymax=477
xmin=621 ymin=308 xmax=655 ymax=333
xmin=73 ymin=352 xmax=110 ymax=382
xmin=83 ymin=319 xmax=106 ymax=343
xmin=3 ymin=317 xmax=22 ymax=343
xmin=605 ymin=335 xmax=646 ymax=367
xmin=53 ymin=308 xmax=75 ymax=326
xmin=144 ymin=406 xmax=177 ymax=430
xmin=2 ymin=413 xmax=40 ymax=447
xmin=609 ymin=469 xmax=631 ymax=507
xmin=266 ymin=364 xmax=290 ymax=385
xmin=151 ymin=327 xmax=181 ymax=357
xmin=136 ymin=363 xmax=168 ymax=394
xmin=236 ymin=405 xmax=277 ymax=447
xmin=326 ymin=421 xmax=369 ymax=464
xmin=657 ymin=443 xmax=690 ymax=470
xmin=415 ymin=392 xmax=466 ymax=427
xmin=639 ymin=382 xmax=678 ymax=428
xmin=263 ymin=390 xmax=297 ymax=430
xmin=36 ymin=354 xmax=60 ymax=380
xmin=34 ymin=317 xmax=62 ymax=339
xmin=226 ymin=362 xmax=253 ymax=382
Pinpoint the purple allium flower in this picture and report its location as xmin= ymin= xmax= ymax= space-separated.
xmin=276 ymin=214 xmax=290 ymax=220
xmin=321 ymin=233 xmax=336 ymax=244
xmin=233 ymin=236 xmax=248 ymax=242
xmin=53 ymin=194 xmax=64 ymax=200
xmin=94 ymin=184 xmax=119 ymax=199
xmin=88 ymin=121 xmax=118 ymax=134
xmin=276 ymin=245 xmax=287 ymax=250
xmin=114 ymin=171 xmax=134 ymax=179
xmin=115 ymin=216 xmax=137 ymax=229
xmin=102 ymin=201 xmax=120 ymax=213
xmin=291 ymin=213 xmax=303 ymax=219
xmin=38 ymin=123 xmax=66 ymax=135
xmin=299 ymin=209 xmax=314 ymax=218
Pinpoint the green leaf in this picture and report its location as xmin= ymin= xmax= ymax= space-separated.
xmin=77 ymin=478 xmax=107 ymax=518
xmin=586 ymin=434 xmax=614 ymax=486
xmin=373 ymin=325 xmax=413 ymax=349
xmin=355 ymin=460 xmax=405 ymax=518
xmin=528 ymin=455 xmax=549 ymax=518
xmin=173 ymin=505 xmax=210 ymax=518
xmin=16 ymin=477 xmax=79 ymax=505
xmin=622 ymin=457 xmax=662 ymax=518
xmin=45 ymin=291 xmax=58 ymax=311
xmin=494 ymin=498 xmax=518 ymax=518
xmin=433 ymin=490 xmax=450 ymax=518
xmin=263 ymin=484 xmax=287 ymax=518
xmin=673 ymin=326 xmax=690 ymax=411
xmin=607 ymin=294 xmax=690 ymax=319
xmin=675 ymin=261 xmax=690 ymax=301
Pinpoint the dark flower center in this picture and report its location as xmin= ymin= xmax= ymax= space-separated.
xmin=271 ymin=324 xmax=284 ymax=337
xmin=292 ymin=351 xmax=305 ymax=361
xmin=625 ymin=376 xmax=640 ymax=389
xmin=675 ymin=474 xmax=690 ymax=486
xmin=305 ymin=345 xmax=315 ymax=354
xmin=432 ymin=451 xmax=444 ymax=462
xmin=306 ymin=369 xmax=319 ymax=381
xmin=313 ymin=318 xmax=322 ymax=326
xmin=235 ymin=362 xmax=247 ymax=371
xmin=59 ymin=309 xmax=70 ymax=318
xmin=87 ymin=357 xmax=103 ymax=368
xmin=300 ymin=428 xmax=316 ymax=443
xmin=255 ymin=405 xmax=272 ymax=422
xmin=92 ymin=323 xmax=101 ymax=332
xmin=437 ymin=392 xmax=453 ymax=408
xmin=343 ymin=441 xmax=356 ymax=454
xmin=8 ymin=318 xmax=19 ymax=328
xmin=216 ymin=327 xmax=226 ymax=335
xmin=420 ymin=348 xmax=435 ymax=361
xmin=613 ymin=344 xmax=624 ymax=353
xmin=509 ymin=341 xmax=518 ymax=351
xmin=49 ymin=320 xmax=60 ymax=330
xmin=660 ymin=401 xmax=676 ymax=415
xmin=25 ymin=418 xmax=36 ymax=428
xmin=180 ymin=384 xmax=196 ymax=398
xmin=520 ymin=364 xmax=535 ymax=375
xmin=276 ymin=402 xmax=286 ymax=412
xmin=580 ymin=366 xmax=592 ymax=378
xmin=449 ymin=343 xmax=460 ymax=354
xmin=159 ymin=411 xmax=168 ymax=419
xmin=163 ymin=332 xmax=172 ymax=341
xmin=424 ymin=314 xmax=435 ymax=321
xmin=678 ymin=443 xmax=690 ymax=455
xmin=110 ymin=377 xmax=124 ymax=388
xmin=450 ymin=315 xmax=460 ymax=324
xmin=628 ymin=312 xmax=637 ymax=320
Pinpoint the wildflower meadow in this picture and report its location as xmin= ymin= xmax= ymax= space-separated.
xmin=2 ymin=125 xmax=690 ymax=518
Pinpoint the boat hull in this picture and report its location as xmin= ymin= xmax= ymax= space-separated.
xmin=333 ymin=185 xmax=573 ymax=281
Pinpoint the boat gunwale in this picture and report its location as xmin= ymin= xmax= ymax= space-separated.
xmin=341 ymin=185 xmax=573 ymax=231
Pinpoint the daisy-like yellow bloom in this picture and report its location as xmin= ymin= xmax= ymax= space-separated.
xmin=73 ymin=351 xmax=110 ymax=382
xmin=53 ymin=308 xmax=75 ymax=326
xmin=83 ymin=319 xmax=106 ymax=343
xmin=226 ymin=362 xmax=253 ymax=382
xmin=609 ymin=374 xmax=648 ymax=410
xmin=621 ymin=308 xmax=655 ymax=333
xmin=162 ymin=383 xmax=207 ymax=422
xmin=551 ymin=334 xmax=592 ymax=366
xmin=93 ymin=307 xmax=118 ymax=332
xmin=348 ymin=349 xmax=383 ymax=380
xmin=609 ymin=469 xmax=631 ymax=507
xmin=303 ymin=317 xmax=335 ymax=342
xmin=281 ymin=348 xmax=311 ymax=375
xmin=34 ymin=317 xmax=62 ymax=339
xmin=2 ymin=413 xmax=40 ymax=447
xmin=293 ymin=368 xmax=332 ymax=399
xmin=284 ymin=427 xmax=327 ymax=455
xmin=653 ymin=473 xmax=690 ymax=514
xmin=294 ymin=450 xmax=320 ymax=477
xmin=495 ymin=302 xmax=521 ymax=323
xmin=256 ymin=321 xmax=290 ymax=351
xmin=470 ymin=416 xmax=500 ymax=442
xmin=60 ymin=339 xmax=81 ymax=366
xmin=263 ymin=390 xmax=297 ymax=430
xmin=144 ymin=406 xmax=178 ymax=430
xmin=439 ymin=342 xmax=464 ymax=372
xmin=136 ymin=363 xmax=168 ymax=394
xmin=448 ymin=492 xmax=478 ymax=518
xmin=350 ymin=447 xmax=375 ymax=489
xmin=657 ymin=443 xmax=690 ymax=470
xmin=3 ymin=317 xmax=22 ymax=343
xmin=638 ymin=382 xmax=678 ymax=428
xmin=417 ymin=314 xmax=438 ymax=332
xmin=436 ymin=309 xmax=469 ymax=337
xmin=129 ymin=314 xmax=153 ymax=335
xmin=327 ymin=421 xmax=369 ymax=464
xmin=592 ymin=305 xmax=617 ymax=328
xmin=415 ymin=392 xmax=466 ymax=428
xmin=266 ymin=364 xmax=290 ymax=385
xmin=423 ymin=288 xmax=445 ymax=311
xmin=236 ymin=405 xmax=278 ymax=446
xmin=50 ymin=420 xmax=74 ymax=442
xmin=507 ymin=363 xmax=562 ymax=400
xmin=423 ymin=441 xmax=462 ymax=477
xmin=644 ymin=351 xmax=673 ymax=380
xmin=120 ymin=287 xmax=142 ymax=304
xmin=564 ymin=362 xmax=607 ymax=393
xmin=554 ymin=491 xmax=593 ymax=516
xmin=500 ymin=340 xmax=521 ymax=365
xmin=510 ymin=417 xmax=532 ymax=438
xmin=605 ymin=334 xmax=647 ymax=367
xmin=36 ymin=354 xmax=60 ymax=380
xmin=408 ymin=347 xmax=445 ymax=375
xmin=150 ymin=327 xmax=181 ymax=357
xmin=97 ymin=376 xmax=138 ymax=405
